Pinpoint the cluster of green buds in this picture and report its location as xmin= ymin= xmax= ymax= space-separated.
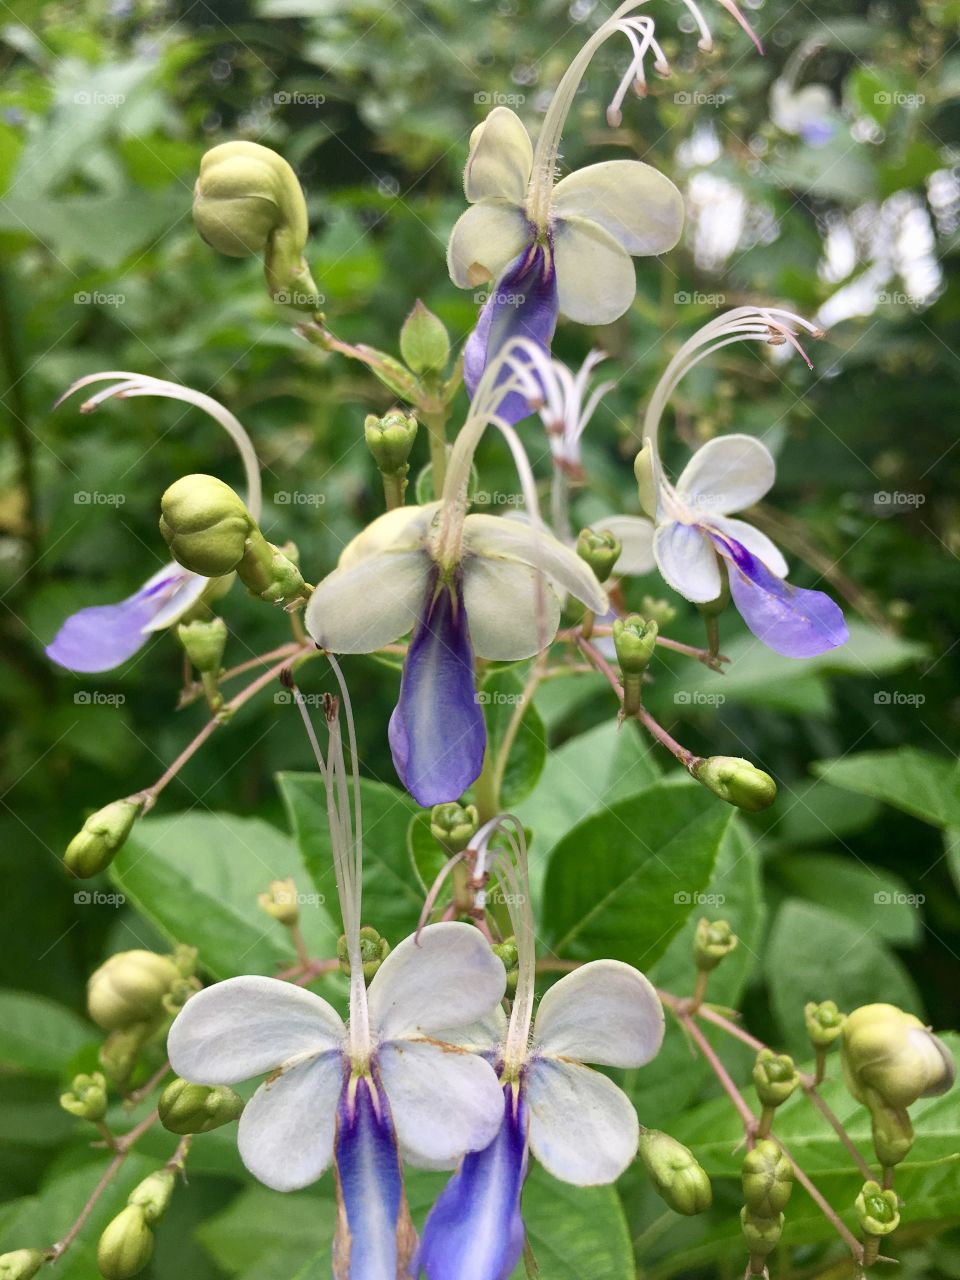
xmin=491 ymin=936 xmax=519 ymax=998
xmin=0 ymin=1250 xmax=45 ymax=1279
xmin=159 ymin=1077 xmax=244 ymax=1135
xmin=637 ymin=1130 xmax=712 ymax=1215
xmin=365 ymin=410 xmax=419 ymax=508
xmin=430 ymin=802 xmax=479 ymax=855
xmin=694 ymin=918 xmax=738 ymax=973
xmin=805 ymin=999 xmax=846 ymax=1082
xmin=193 ymin=141 xmax=320 ymax=310
xmin=841 ymin=1003 xmax=955 ymax=1172
xmin=338 ymin=925 xmax=390 ymax=980
xmin=60 ymin=1071 xmax=108 ymax=1122
xmin=855 ymin=1179 xmax=900 ymax=1264
xmin=753 ymin=1049 xmax=800 ymax=1137
xmin=64 ymin=797 xmax=143 ymax=879
xmin=740 ymin=1139 xmax=793 ymax=1275
xmin=612 ymin=615 xmax=658 ymax=715
xmin=97 ymin=1169 xmax=176 ymax=1279
xmin=178 ymin=616 xmax=228 ymax=713
xmin=693 ymin=756 xmax=777 ymax=813
xmin=576 ymin=527 xmax=621 ymax=638
xmin=160 ymin=474 xmax=310 ymax=609
xmin=257 ymin=877 xmax=300 ymax=927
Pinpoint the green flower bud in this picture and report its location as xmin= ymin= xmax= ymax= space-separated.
xmin=855 ymin=1180 xmax=900 ymax=1237
xmin=177 ymin=616 xmax=227 ymax=674
xmin=637 ymin=1130 xmax=713 ymax=1215
xmin=634 ymin=443 xmax=657 ymax=518
xmin=693 ymin=918 xmax=738 ymax=972
xmin=739 ymin=1206 xmax=784 ymax=1257
xmin=399 ymin=300 xmax=451 ymax=374
xmin=257 ymin=877 xmax=300 ymax=926
xmin=159 ymin=474 xmax=252 ymax=578
xmin=99 ymin=1026 xmax=149 ymax=1085
xmin=0 ymin=1249 xmax=45 ymax=1279
xmin=742 ymin=1139 xmax=793 ymax=1217
xmin=694 ymin=756 xmax=777 ymax=812
xmin=97 ymin=1204 xmax=153 ymax=1280
xmin=338 ymin=926 xmax=390 ymax=980
xmin=869 ymin=1102 xmax=914 ymax=1168
xmin=127 ymin=1170 xmax=175 ymax=1225
xmin=491 ymin=937 xmax=519 ymax=998
xmin=841 ymin=1004 xmax=955 ymax=1110
xmin=172 ymin=944 xmax=198 ymax=979
xmin=612 ymin=616 xmax=659 ymax=675
xmin=87 ymin=950 xmax=181 ymax=1032
xmin=161 ymin=975 xmax=201 ymax=1018
xmin=576 ymin=528 xmax=621 ymax=583
xmin=640 ymin=595 xmax=677 ymax=628
xmin=60 ymin=1071 xmax=108 ymax=1122
xmin=158 ymin=1078 xmax=244 ymax=1135
xmin=430 ymin=802 xmax=479 ymax=854
xmin=364 ymin=411 xmax=418 ymax=475
xmin=753 ymin=1050 xmax=800 ymax=1108
xmin=64 ymin=798 xmax=142 ymax=879
xmin=804 ymin=999 xmax=845 ymax=1049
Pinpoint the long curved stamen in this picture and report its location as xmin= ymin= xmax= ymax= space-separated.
xmin=55 ymin=372 xmax=264 ymax=522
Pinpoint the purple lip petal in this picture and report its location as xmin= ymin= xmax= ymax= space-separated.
xmin=388 ymin=577 xmax=486 ymax=807
xmin=710 ymin=531 xmax=848 ymax=659
xmin=464 ymin=242 xmax=559 ymax=425
xmin=334 ymin=1072 xmax=409 ymax=1280
xmin=45 ymin=569 xmax=193 ymax=673
xmin=417 ymin=1083 xmax=527 ymax=1280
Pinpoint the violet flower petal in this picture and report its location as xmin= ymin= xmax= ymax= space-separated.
xmin=334 ymin=1073 xmax=407 ymax=1279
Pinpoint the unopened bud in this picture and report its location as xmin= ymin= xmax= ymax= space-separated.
xmin=638 ymin=1130 xmax=713 ymax=1215
xmin=99 ymin=1026 xmax=149 ymax=1085
xmin=694 ymin=756 xmax=777 ymax=812
xmin=338 ymin=926 xmax=390 ymax=980
xmin=364 ymin=411 xmax=418 ymax=475
xmin=97 ymin=1205 xmax=153 ymax=1280
xmin=258 ymin=877 xmax=300 ymax=926
xmin=753 ymin=1049 xmax=799 ymax=1108
xmin=640 ymin=595 xmax=676 ymax=627
xmin=172 ymin=944 xmax=198 ymax=979
xmin=60 ymin=1071 xmax=108 ymax=1122
xmin=740 ymin=1206 xmax=783 ymax=1257
xmin=613 ymin=616 xmax=658 ymax=675
xmin=430 ymin=802 xmax=479 ymax=854
xmin=159 ymin=1078 xmax=244 ymax=1134
xmin=491 ymin=937 xmax=519 ymax=998
xmin=0 ymin=1250 xmax=45 ymax=1279
xmin=805 ymin=1000 xmax=845 ymax=1049
xmin=399 ymin=300 xmax=450 ymax=374
xmin=576 ymin=528 xmax=622 ymax=582
xmin=869 ymin=1102 xmax=914 ymax=1168
xmin=127 ymin=1170 xmax=175 ymax=1224
xmin=855 ymin=1180 xmax=900 ymax=1237
xmin=742 ymin=1139 xmax=793 ymax=1217
xmin=160 ymin=474 xmax=252 ymax=578
xmin=841 ymin=1003 xmax=955 ymax=1110
xmin=634 ymin=443 xmax=657 ymax=517
xmin=65 ymin=798 xmax=142 ymax=879
xmin=694 ymin=918 xmax=738 ymax=972
xmin=177 ymin=617 xmax=227 ymax=674
xmin=87 ymin=950 xmax=181 ymax=1031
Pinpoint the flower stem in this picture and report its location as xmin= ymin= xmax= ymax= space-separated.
xmin=421 ymin=406 xmax=448 ymax=495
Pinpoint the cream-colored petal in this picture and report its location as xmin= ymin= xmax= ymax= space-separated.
xmin=552 ymin=161 xmax=684 ymax=256
xmin=338 ymin=502 xmax=440 ymax=569
xmin=237 ymin=1049 xmax=344 ymax=1190
xmin=710 ymin=516 xmax=788 ymax=578
xmin=552 ymin=217 xmax=637 ymax=326
xmin=533 ymin=960 xmax=664 ymax=1068
xmin=676 ymin=435 xmax=776 ymax=515
xmin=587 ymin=515 xmax=656 ymax=576
xmin=526 ymin=1056 xmax=639 ymax=1185
xmin=464 ymin=107 xmax=533 ymax=203
xmin=304 ymin=550 xmax=430 ymax=652
xmin=447 ymin=200 xmax=530 ymax=289
xmin=463 ymin=555 xmax=561 ymax=660
xmin=654 ymin=520 xmax=722 ymax=603
xmin=462 ymin=514 xmax=607 ymax=613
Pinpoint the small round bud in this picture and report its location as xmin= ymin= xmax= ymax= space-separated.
xmin=742 ymin=1139 xmax=793 ymax=1217
xmin=177 ymin=617 xmax=227 ymax=674
xmin=633 ymin=443 xmax=657 ymax=517
xmin=612 ymin=616 xmax=658 ymax=675
xmin=841 ymin=1004 xmax=955 ymax=1110
xmin=740 ymin=1206 xmax=784 ymax=1256
xmin=0 ymin=1249 xmax=45 ymax=1279
xmin=364 ymin=411 xmax=419 ymax=475
xmin=855 ymin=1180 xmax=900 ymax=1237
xmin=430 ymin=802 xmax=479 ymax=854
xmin=87 ymin=950 xmax=181 ymax=1032
xmin=127 ymin=1170 xmax=175 ymax=1225
xmin=65 ymin=798 xmax=142 ymax=879
xmin=491 ymin=937 xmax=519 ymax=998
xmin=399 ymin=301 xmax=451 ymax=374
xmin=576 ymin=528 xmax=622 ymax=582
xmin=694 ymin=918 xmax=738 ymax=972
xmin=159 ymin=1078 xmax=244 ymax=1135
xmin=258 ymin=877 xmax=300 ymax=926
xmin=640 ymin=595 xmax=677 ymax=627
xmin=159 ymin=474 xmax=252 ymax=578
xmin=805 ymin=999 xmax=845 ymax=1048
xmin=753 ymin=1049 xmax=800 ymax=1109
xmin=694 ymin=756 xmax=777 ymax=812
xmin=637 ymin=1130 xmax=713 ymax=1215
xmin=338 ymin=926 xmax=390 ymax=980
xmin=60 ymin=1071 xmax=108 ymax=1122
xmin=97 ymin=1204 xmax=153 ymax=1280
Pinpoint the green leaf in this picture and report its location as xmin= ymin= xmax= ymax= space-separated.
xmin=508 ymin=1166 xmax=635 ymax=1279
xmin=769 ymin=778 xmax=880 ymax=845
xmin=480 ymin=668 xmax=547 ymax=808
xmin=813 ymin=747 xmax=960 ymax=829
xmin=112 ymin=813 xmax=338 ymax=980
xmin=0 ymin=991 xmax=93 ymax=1076
xmin=771 ymin=852 xmax=921 ymax=946
xmin=542 ymin=782 xmax=733 ymax=966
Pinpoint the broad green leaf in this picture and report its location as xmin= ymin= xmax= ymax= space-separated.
xmin=112 ymin=813 xmax=338 ymax=981
xmin=766 ymin=900 xmax=923 ymax=1053
xmin=768 ymin=777 xmax=880 ymax=845
xmin=509 ymin=1167 xmax=635 ymax=1280
xmin=0 ymin=991 xmax=93 ymax=1077
xmin=542 ymin=782 xmax=734 ymax=967
xmin=480 ymin=667 xmax=547 ymax=808
xmin=813 ymin=747 xmax=960 ymax=829
xmin=771 ymin=852 xmax=921 ymax=946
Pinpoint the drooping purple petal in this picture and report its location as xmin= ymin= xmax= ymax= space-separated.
xmin=417 ymin=1083 xmax=527 ymax=1280
xmin=710 ymin=531 xmax=848 ymax=659
xmin=45 ymin=564 xmax=206 ymax=673
xmin=334 ymin=1071 xmax=413 ymax=1280
xmin=464 ymin=241 xmax=559 ymax=426
xmin=388 ymin=576 xmax=485 ymax=806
